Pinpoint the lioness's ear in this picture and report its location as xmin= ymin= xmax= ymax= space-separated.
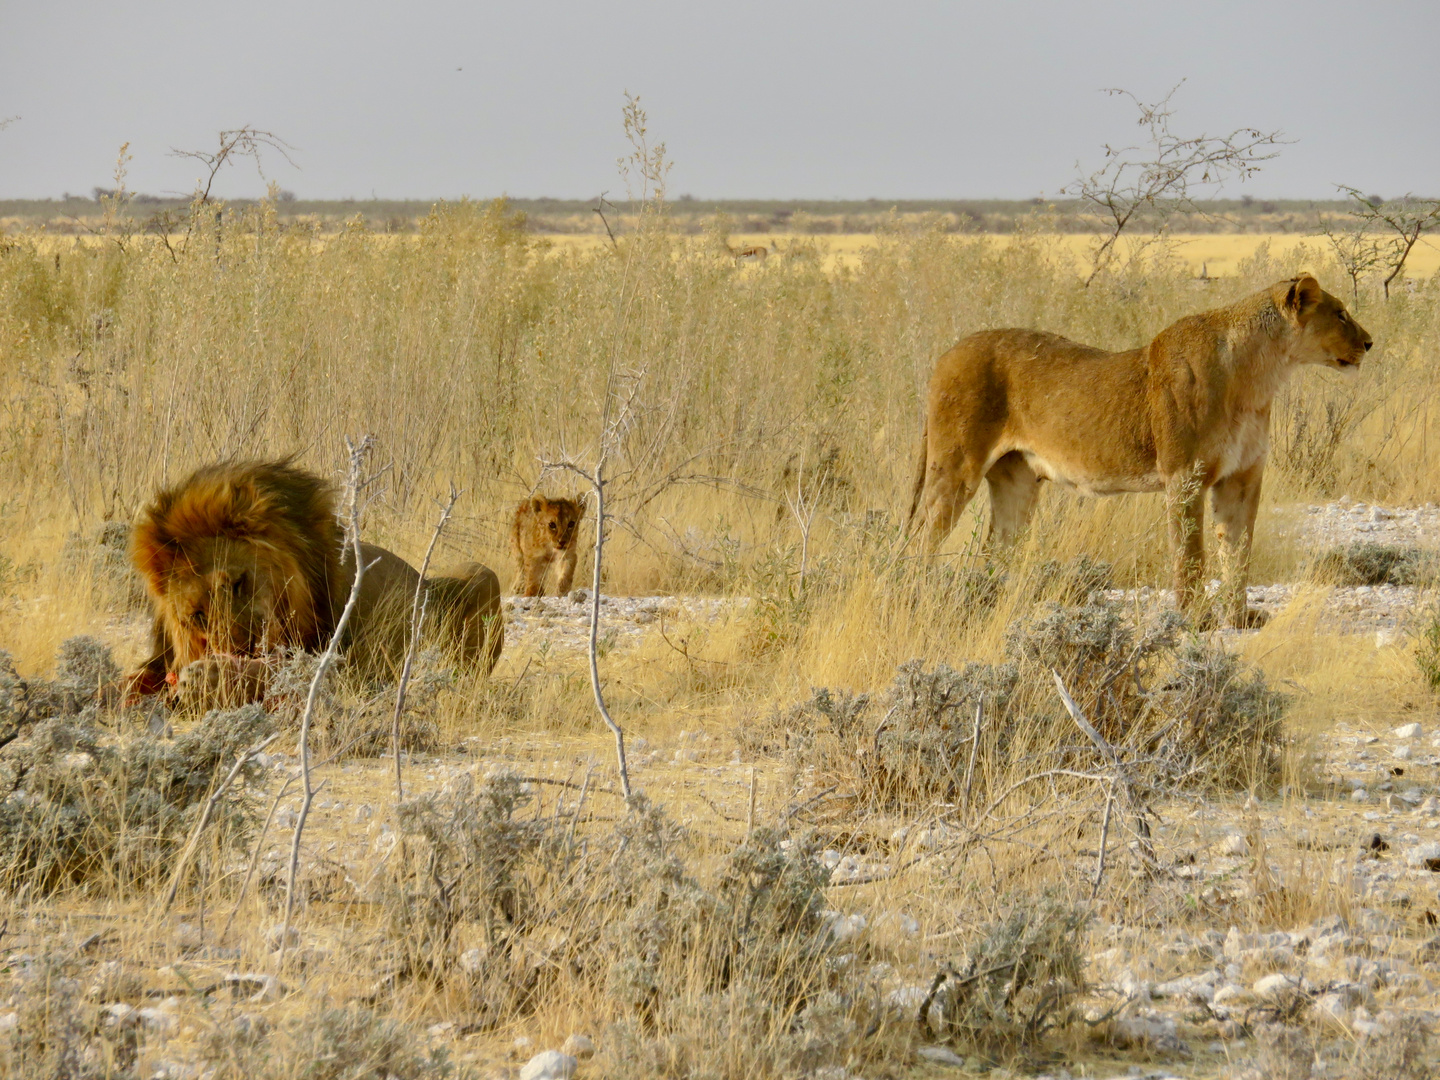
xmin=1285 ymin=274 xmax=1323 ymax=315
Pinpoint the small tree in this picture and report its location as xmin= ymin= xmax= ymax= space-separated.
xmin=1314 ymin=204 xmax=1385 ymax=305
xmin=1333 ymin=187 xmax=1440 ymax=300
xmin=171 ymin=126 xmax=298 ymax=205
xmin=1065 ymin=82 xmax=1286 ymax=286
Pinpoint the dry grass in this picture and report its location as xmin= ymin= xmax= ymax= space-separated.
xmin=3 ymin=196 xmax=1440 ymax=1077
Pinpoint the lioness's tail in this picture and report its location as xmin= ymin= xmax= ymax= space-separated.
xmin=905 ymin=415 xmax=929 ymax=535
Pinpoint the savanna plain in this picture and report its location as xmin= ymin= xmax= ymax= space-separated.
xmin=6 ymin=193 xmax=1440 ymax=1080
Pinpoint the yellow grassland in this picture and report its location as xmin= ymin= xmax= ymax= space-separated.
xmin=2 ymin=203 xmax=1439 ymax=1076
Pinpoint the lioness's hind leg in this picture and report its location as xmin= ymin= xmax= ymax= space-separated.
xmin=920 ymin=451 xmax=984 ymax=552
xmin=985 ymin=452 xmax=1042 ymax=546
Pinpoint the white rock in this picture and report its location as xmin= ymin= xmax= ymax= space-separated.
xmin=459 ymin=947 xmax=486 ymax=974
xmin=827 ymin=912 xmax=868 ymax=942
xmin=519 ymin=1050 xmax=578 ymax=1080
xmin=1219 ymin=833 xmax=1249 ymax=856
xmin=916 ymin=1045 xmax=966 ymax=1067
xmin=1403 ymin=842 xmax=1440 ymax=867
xmin=885 ymin=985 xmax=930 ymax=1012
xmin=1394 ymin=722 xmax=1423 ymax=739
xmin=1314 ymin=992 xmax=1351 ymax=1024
xmin=1253 ymin=973 xmax=1302 ymax=1000
xmin=135 ymin=1007 xmax=179 ymax=1035
xmin=353 ymin=803 xmax=374 ymax=822
xmin=1111 ymin=1014 xmax=1185 ymax=1051
xmin=428 ymin=1021 xmax=455 ymax=1038
xmin=1352 ymin=788 xmax=1369 ymax=802
xmin=0 ymin=1012 xmax=15 ymax=1031
xmin=275 ymin=808 xmax=298 ymax=828
xmin=264 ymin=924 xmax=300 ymax=950
xmin=103 ymin=1002 xmax=136 ymax=1024
xmin=1393 ymin=745 xmax=1413 ymax=761
xmin=1212 ymin=983 xmax=1256 ymax=1010
xmin=560 ymin=1034 xmax=595 ymax=1059
xmin=223 ymin=972 xmax=283 ymax=1003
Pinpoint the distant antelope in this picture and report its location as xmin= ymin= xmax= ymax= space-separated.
xmin=731 ymin=244 xmax=768 ymax=265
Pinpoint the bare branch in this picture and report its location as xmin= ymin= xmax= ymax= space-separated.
xmin=171 ymin=126 xmax=299 ymax=205
xmin=280 ymin=435 xmax=375 ymax=966
xmin=1064 ymin=83 xmax=1287 ymax=285
xmin=1334 ymin=186 xmax=1440 ymax=300
xmin=390 ymin=484 xmax=460 ymax=800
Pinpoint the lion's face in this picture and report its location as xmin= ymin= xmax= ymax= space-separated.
xmin=526 ymin=497 xmax=585 ymax=552
xmin=158 ymin=539 xmax=295 ymax=668
xmin=1287 ymin=276 xmax=1373 ymax=370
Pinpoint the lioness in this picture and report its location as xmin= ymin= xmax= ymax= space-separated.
xmin=126 ymin=459 xmax=504 ymax=709
xmin=511 ymin=495 xmax=586 ymax=597
xmin=907 ymin=275 xmax=1372 ymax=627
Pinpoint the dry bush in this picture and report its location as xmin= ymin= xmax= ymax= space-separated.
xmin=200 ymin=1005 xmax=454 ymax=1080
xmin=1309 ymin=542 xmax=1438 ymax=586
xmin=372 ymin=770 xmax=874 ymax=1077
xmin=752 ymin=593 xmax=1287 ymax=813
xmin=922 ymin=891 xmax=1091 ymax=1055
xmin=0 ymin=690 xmax=270 ymax=896
xmin=1 ymin=952 xmax=142 ymax=1079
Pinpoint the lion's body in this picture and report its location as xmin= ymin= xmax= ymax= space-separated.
xmin=127 ymin=460 xmax=503 ymax=709
xmin=511 ymin=496 xmax=585 ymax=597
xmin=908 ymin=276 xmax=1373 ymax=626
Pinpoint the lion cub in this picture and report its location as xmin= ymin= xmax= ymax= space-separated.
xmin=512 ymin=495 xmax=586 ymax=597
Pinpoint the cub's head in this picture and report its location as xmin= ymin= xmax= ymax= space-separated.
xmin=1282 ymin=274 xmax=1373 ymax=370
xmin=132 ymin=460 xmax=339 ymax=669
xmin=521 ymin=496 xmax=586 ymax=552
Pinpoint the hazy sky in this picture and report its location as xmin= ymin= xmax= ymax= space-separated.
xmin=2 ymin=0 xmax=1436 ymax=201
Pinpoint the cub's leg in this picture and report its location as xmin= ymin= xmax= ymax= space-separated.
xmin=984 ymin=452 xmax=1042 ymax=546
xmin=175 ymin=655 xmax=270 ymax=710
xmin=518 ymin=551 xmax=553 ymax=597
xmin=1165 ymin=468 xmax=1209 ymax=624
xmin=554 ymin=545 xmax=579 ymax=595
xmin=1210 ymin=460 xmax=1268 ymax=629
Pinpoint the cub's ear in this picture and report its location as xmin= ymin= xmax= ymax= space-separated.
xmin=530 ymin=497 xmax=544 ymax=513
xmin=1285 ymin=274 xmax=1323 ymax=315
xmin=574 ymin=497 xmax=587 ymax=519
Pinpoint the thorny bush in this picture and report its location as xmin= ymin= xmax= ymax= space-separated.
xmin=0 ymin=641 xmax=272 ymax=896
xmin=376 ymin=770 xmax=879 ymax=1077
xmin=753 ymin=594 xmax=1287 ymax=812
xmin=922 ymin=891 xmax=1091 ymax=1055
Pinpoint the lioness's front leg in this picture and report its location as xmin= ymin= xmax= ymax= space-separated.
xmin=176 ymin=656 xmax=270 ymax=710
xmin=1211 ymin=460 xmax=1268 ymax=628
xmin=1166 ymin=470 xmax=1208 ymax=624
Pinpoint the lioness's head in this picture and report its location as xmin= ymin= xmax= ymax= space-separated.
xmin=1281 ymin=274 xmax=1373 ymax=370
xmin=523 ymin=496 xmax=585 ymax=552
xmin=132 ymin=459 xmax=340 ymax=668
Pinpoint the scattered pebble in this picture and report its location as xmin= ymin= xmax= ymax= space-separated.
xmin=518 ymin=1050 xmax=578 ymax=1080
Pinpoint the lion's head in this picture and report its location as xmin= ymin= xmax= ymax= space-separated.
xmin=131 ymin=460 xmax=342 ymax=670
xmin=518 ymin=496 xmax=586 ymax=553
xmin=1282 ymin=274 xmax=1373 ymax=370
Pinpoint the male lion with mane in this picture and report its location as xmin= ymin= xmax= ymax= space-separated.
xmin=126 ymin=459 xmax=503 ymax=709
xmin=908 ymin=275 xmax=1372 ymax=627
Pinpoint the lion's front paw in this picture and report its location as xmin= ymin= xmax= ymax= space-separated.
xmin=176 ymin=656 xmax=267 ymax=709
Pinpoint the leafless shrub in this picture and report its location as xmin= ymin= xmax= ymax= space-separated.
xmin=1 ymin=952 xmax=141 ymax=1079
xmin=199 ymin=1005 xmax=452 ymax=1080
xmin=761 ymin=596 xmax=1285 ymax=810
xmin=0 ymin=704 xmax=271 ymax=896
xmin=373 ymin=770 xmax=860 ymax=1073
xmin=921 ymin=891 xmax=1090 ymax=1054
xmin=1309 ymin=542 xmax=1438 ymax=587
xmin=1064 ymin=82 xmax=1285 ymax=285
